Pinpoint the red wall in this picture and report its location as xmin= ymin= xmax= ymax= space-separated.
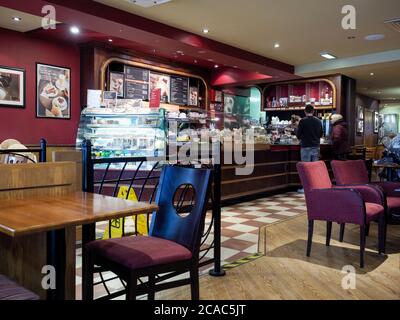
xmin=0 ymin=28 xmax=80 ymax=145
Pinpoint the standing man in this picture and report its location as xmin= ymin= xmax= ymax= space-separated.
xmin=296 ymin=105 xmax=323 ymax=193
xmin=296 ymin=104 xmax=323 ymax=162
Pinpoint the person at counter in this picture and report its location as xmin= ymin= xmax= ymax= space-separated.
xmin=331 ymin=114 xmax=350 ymax=160
xmin=296 ymin=104 xmax=323 ymax=162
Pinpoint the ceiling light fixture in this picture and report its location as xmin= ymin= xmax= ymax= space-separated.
xmin=203 ymin=28 xmax=209 ymax=34
xmin=70 ymin=26 xmax=80 ymax=35
xmin=274 ymin=43 xmax=280 ymax=48
xmin=12 ymin=16 xmax=22 ymax=22
xmin=365 ymin=34 xmax=385 ymax=41
xmin=108 ymin=39 xmax=113 ymax=42
xmin=370 ymin=72 xmax=375 ymax=76
xmin=320 ymin=52 xmax=337 ymax=60
xmin=214 ymin=64 xmax=219 ymax=68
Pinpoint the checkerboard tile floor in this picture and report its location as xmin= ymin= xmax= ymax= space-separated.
xmin=75 ymin=191 xmax=306 ymax=299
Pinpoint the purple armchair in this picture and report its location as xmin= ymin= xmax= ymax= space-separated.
xmin=332 ymin=160 xmax=400 ymax=243
xmin=297 ymin=161 xmax=386 ymax=268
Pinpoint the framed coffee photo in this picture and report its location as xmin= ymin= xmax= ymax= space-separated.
xmin=36 ymin=63 xmax=71 ymax=119
xmin=0 ymin=66 xmax=25 ymax=108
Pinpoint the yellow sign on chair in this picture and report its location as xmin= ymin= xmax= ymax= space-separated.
xmin=103 ymin=186 xmax=149 ymax=239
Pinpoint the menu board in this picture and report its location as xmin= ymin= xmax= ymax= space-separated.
xmin=170 ymin=76 xmax=188 ymax=106
xmin=124 ymin=66 xmax=149 ymax=100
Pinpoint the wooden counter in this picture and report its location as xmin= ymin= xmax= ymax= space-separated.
xmin=221 ymin=144 xmax=333 ymax=202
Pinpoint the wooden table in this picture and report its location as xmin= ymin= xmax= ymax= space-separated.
xmin=0 ymin=192 xmax=158 ymax=300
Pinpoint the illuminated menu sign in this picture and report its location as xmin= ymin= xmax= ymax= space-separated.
xmin=170 ymin=76 xmax=189 ymax=106
xmin=124 ymin=66 xmax=149 ymax=100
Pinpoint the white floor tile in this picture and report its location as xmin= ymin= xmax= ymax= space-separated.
xmin=226 ymin=224 xmax=258 ymax=233
xmin=254 ymin=217 xmax=280 ymax=223
xmin=233 ymin=233 xmax=259 ymax=243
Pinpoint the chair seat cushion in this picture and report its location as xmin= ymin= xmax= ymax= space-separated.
xmin=0 ymin=275 xmax=39 ymax=300
xmin=86 ymin=236 xmax=192 ymax=270
xmin=365 ymin=203 xmax=384 ymax=223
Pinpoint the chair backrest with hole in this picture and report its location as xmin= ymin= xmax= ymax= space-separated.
xmin=149 ymin=165 xmax=211 ymax=255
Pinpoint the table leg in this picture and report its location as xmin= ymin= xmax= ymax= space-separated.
xmin=82 ymin=223 xmax=96 ymax=299
xmin=46 ymin=229 xmax=66 ymax=300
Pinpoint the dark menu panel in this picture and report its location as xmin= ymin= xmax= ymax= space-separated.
xmin=124 ymin=66 xmax=149 ymax=100
xmin=170 ymin=76 xmax=189 ymax=106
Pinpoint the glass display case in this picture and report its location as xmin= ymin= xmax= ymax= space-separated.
xmin=76 ymin=107 xmax=166 ymax=158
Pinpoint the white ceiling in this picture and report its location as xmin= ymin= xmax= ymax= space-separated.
xmin=95 ymin=0 xmax=400 ymax=100
xmin=0 ymin=7 xmax=44 ymax=32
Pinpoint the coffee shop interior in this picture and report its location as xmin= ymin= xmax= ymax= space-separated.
xmin=0 ymin=0 xmax=399 ymax=301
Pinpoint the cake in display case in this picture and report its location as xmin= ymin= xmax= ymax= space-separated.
xmin=76 ymin=106 xmax=166 ymax=159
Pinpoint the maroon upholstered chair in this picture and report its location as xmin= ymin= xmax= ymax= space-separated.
xmin=332 ymin=159 xmax=400 ymax=241
xmin=83 ymin=165 xmax=212 ymax=300
xmin=0 ymin=275 xmax=39 ymax=300
xmin=297 ymin=161 xmax=386 ymax=268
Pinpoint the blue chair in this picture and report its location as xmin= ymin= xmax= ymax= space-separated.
xmin=83 ymin=165 xmax=212 ymax=300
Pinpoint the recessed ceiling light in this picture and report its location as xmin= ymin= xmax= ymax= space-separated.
xmin=274 ymin=43 xmax=280 ymax=48
xmin=108 ymin=39 xmax=113 ymax=42
xmin=194 ymin=60 xmax=198 ymax=64
xmin=370 ymin=72 xmax=375 ymax=76
xmin=203 ymin=28 xmax=209 ymax=34
xmin=207 ymin=58 xmax=214 ymax=62
xmin=70 ymin=26 xmax=80 ymax=34
xmin=214 ymin=64 xmax=219 ymax=68
xmin=12 ymin=16 xmax=22 ymax=22
xmin=320 ymin=52 xmax=337 ymax=60
xmin=365 ymin=34 xmax=385 ymax=41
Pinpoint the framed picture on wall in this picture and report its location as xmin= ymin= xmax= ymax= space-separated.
xmin=189 ymin=86 xmax=199 ymax=106
xmin=357 ymin=120 xmax=364 ymax=135
xmin=0 ymin=66 xmax=25 ymax=108
xmin=374 ymin=112 xmax=379 ymax=133
xmin=357 ymin=105 xmax=364 ymax=120
xmin=109 ymin=72 xmax=124 ymax=98
xmin=36 ymin=63 xmax=71 ymax=119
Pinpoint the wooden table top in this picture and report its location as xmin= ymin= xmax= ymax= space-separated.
xmin=373 ymin=163 xmax=400 ymax=169
xmin=0 ymin=192 xmax=158 ymax=237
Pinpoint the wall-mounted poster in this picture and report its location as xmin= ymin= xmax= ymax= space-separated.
xmin=374 ymin=112 xmax=380 ymax=134
xmin=189 ymin=86 xmax=198 ymax=106
xmin=0 ymin=66 xmax=25 ymax=108
xmin=357 ymin=105 xmax=364 ymax=120
xmin=109 ymin=72 xmax=124 ymax=98
xmin=149 ymin=72 xmax=170 ymax=103
xmin=215 ymin=90 xmax=223 ymax=103
xmin=36 ymin=63 xmax=71 ymax=119
xmin=357 ymin=120 xmax=364 ymax=135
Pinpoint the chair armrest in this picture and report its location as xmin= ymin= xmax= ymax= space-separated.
xmin=373 ymin=181 xmax=400 ymax=197
xmin=307 ymin=188 xmax=365 ymax=224
xmin=334 ymin=184 xmax=384 ymax=205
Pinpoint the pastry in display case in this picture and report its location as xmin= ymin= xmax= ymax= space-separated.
xmin=76 ymin=105 xmax=166 ymax=159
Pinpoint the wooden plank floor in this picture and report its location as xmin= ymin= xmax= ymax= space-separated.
xmin=159 ymin=214 xmax=400 ymax=300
